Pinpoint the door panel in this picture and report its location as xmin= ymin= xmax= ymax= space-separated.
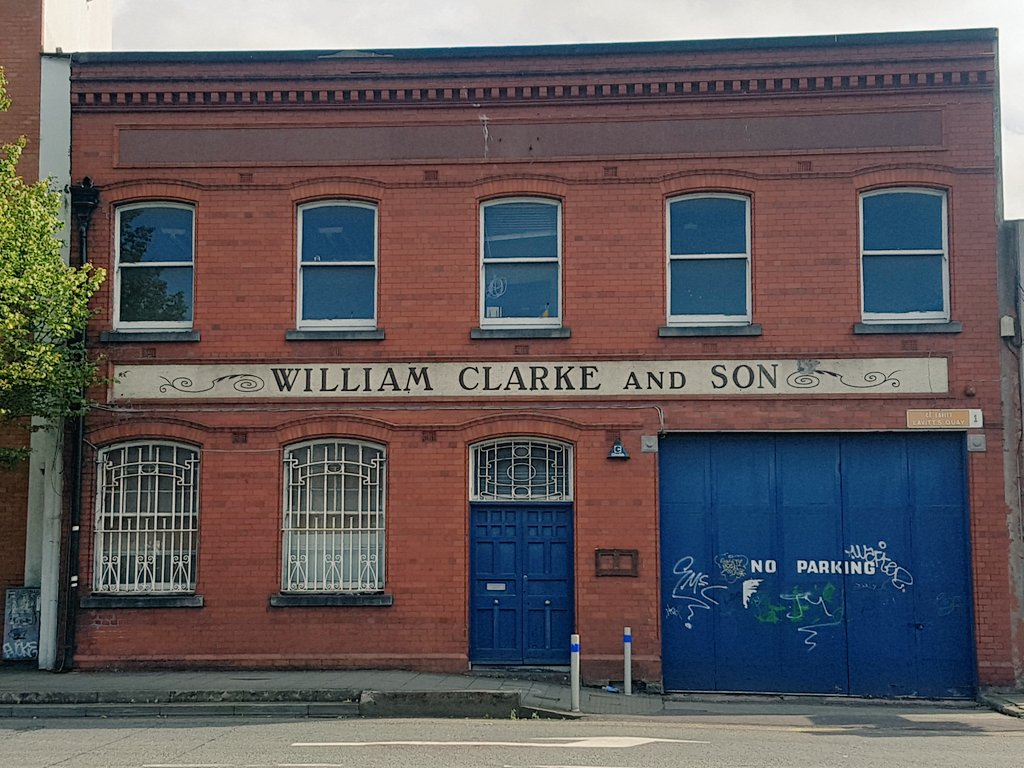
xmin=470 ymin=507 xmax=520 ymax=662
xmin=471 ymin=503 xmax=573 ymax=664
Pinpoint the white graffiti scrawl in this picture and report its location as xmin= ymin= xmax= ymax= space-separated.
xmin=668 ymin=556 xmax=728 ymax=629
xmin=844 ymin=540 xmax=914 ymax=592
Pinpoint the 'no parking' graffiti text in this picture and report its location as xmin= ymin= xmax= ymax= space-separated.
xmin=666 ymin=541 xmax=916 ymax=648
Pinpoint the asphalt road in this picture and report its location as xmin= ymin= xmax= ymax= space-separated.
xmin=2 ymin=706 xmax=1023 ymax=768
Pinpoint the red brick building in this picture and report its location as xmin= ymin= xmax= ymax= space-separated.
xmin=68 ymin=29 xmax=1023 ymax=695
xmin=1 ymin=0 xmax=110 ymax=670
xmin=0 ymin=0 xmax=40 ymax=655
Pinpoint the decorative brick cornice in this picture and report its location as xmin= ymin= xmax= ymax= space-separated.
xmin=71 ymin=66 xmax=994 ymax=112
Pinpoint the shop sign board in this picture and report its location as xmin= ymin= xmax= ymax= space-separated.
xmin=112 ymin=357 xmax=948 ymax=400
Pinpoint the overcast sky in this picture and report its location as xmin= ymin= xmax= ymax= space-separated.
xmin=112 ymin=0 xmax=1023 ymax=219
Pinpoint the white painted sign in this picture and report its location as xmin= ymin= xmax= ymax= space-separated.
xmin=112 ymin=357 xmax=948 ymax=400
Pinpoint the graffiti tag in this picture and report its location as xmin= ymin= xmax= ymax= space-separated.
xmin=845 ymin=541 xmax=914 ymax=591
xmin=669 ymin=556 xmax=728 ymax=629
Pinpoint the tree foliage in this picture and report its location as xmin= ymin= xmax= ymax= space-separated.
xmin=0 ymin=67 xmax=106 ymax=465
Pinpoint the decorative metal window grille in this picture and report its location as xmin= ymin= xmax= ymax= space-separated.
xmin=471 ymin=439 xmax=572 ymax=501
xmin=282 ymin=441 xmax=386 ymax=592
xmin=93 ymin=442 xmax=200 ymax=593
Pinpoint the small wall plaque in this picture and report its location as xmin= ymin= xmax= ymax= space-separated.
xmin=595 ymin=548 xmax=639 ymax=577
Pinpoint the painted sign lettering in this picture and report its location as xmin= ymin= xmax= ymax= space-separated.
xmin=113 ymin=357 xmax=949 ymax=400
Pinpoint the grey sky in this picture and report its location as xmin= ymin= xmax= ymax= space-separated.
xmin=112 ymin=0 xmax=1023 ymax=219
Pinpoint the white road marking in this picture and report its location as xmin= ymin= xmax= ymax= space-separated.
xmin=291 ymin=736 xmax=708 ymax=748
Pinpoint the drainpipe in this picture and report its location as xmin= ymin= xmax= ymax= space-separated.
xmin=58 ymin=179 xmax=100 ymax=672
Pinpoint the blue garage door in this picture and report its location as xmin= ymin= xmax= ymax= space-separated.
xmin=659 ymin=433 xmax=974 ymax=697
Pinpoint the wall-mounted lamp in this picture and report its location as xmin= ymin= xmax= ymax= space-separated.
xmin=69 ymin=178 xmax=100 ymax=236
xmin=607 ymin=437 xmax=630 ymax=460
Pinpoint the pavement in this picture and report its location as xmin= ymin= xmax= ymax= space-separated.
xmin=1 ymin=663 xmax=1023 ymax=720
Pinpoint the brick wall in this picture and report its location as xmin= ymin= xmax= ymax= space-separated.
xmin=67 ymin=33 xmax=1019 ymax=687
xmin=0 ymin=0 xmax=42 ymax=651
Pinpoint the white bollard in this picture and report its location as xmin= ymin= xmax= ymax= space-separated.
xmin=570 ymin=633 xmax=581 ymax=712
xmin=624 ymin=626 xmax=632 ymax=696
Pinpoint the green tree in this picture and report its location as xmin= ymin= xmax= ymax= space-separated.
xmin=0 ymin=67 xmax=105 ymax=465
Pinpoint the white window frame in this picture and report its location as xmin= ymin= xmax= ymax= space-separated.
xmin=281 ymin=439 xmax=387 ymax=593
xmin=114 ymin=202 xmax=195 ymax=331
xmin=93 ymin=441 xmax=200 ymax=594
xmin=666 ymin=192 xmax=752 ymax=326
xmin=860 ymin=188 xmax=949 ymax=324
xmin=479 ymin=197 xmax=563 ymax=329
xmin=470 ymin=437 xmax=574 ymax=501
xmin=297 ymin=200 xmax=379 ymax=329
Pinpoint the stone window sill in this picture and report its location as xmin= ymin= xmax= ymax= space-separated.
xmin=286 ymin=329 xmax=385 ymax=341
xmin=853 ymin=321 xmax=962 ymax=335
xmin=471 ymin=327 xmax=571 ymax=340
xmin=659 ymin=324 xmax=762 ymax=337
xmin=99 ymin=331 xmax=201 ymax=343
xmin=80 ymin=594 xmax=204 ymax=609
xmin=269 ymin=593 xmax=394 ymax=608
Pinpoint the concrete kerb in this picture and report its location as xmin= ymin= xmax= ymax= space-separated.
xmin=0 ymin=688 xmax=581 ymax=720
xmin=2 ymin=666 xmax=1020 ymax=720
xmin=977 ymin=689 xmax=1024 ymax=719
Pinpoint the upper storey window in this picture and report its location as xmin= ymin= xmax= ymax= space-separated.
xmin=298 ymin=201 xmax=378 ymax=328
xmin=860 ymin=189 xmax=948 ymax=322
xmin=667 ymin=194 xmax=751 ymax=325
xmin=480 ymin=198 xmax=562 ymax=328
xmin=115 ymin=203 xmax=194 ymax=330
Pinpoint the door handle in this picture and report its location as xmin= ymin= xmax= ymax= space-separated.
xmin=494 ymin=599 xmax=499 ymax=605
xmin=544 ymin=600 xmax=551 ymax=606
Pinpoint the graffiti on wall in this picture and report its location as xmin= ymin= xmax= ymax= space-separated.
xmin=3 ymin=588 xmax=40 ymax=661
xmin=749 ymin=583 xmax=844 ymax=651
xmin=665 ymin=556 xmax=728 ymax=629
xmin=665 ymin=541 xmax=914 ymax=649
xmin=844 ymin=541 xmax=914 ymax=591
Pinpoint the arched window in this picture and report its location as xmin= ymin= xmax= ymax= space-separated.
xmin=115 ymin=202 xmax=195 ymax=330
xmin=282 ymin=440 xmax=386 ymax=592
xmin=666 ymin=193 xmax=751 ymax=325
xmin=93 ymin=442 xmax=200 ymax=593
xmin=480 ymin=198 xmax=562 ymax=328
xmin=471 ymin=438 xmax=573 ymax=501
xmin=860 ymin=188 xmax=948 ymax=322
xmin=297 ymin=201 xmax=378 ymax=328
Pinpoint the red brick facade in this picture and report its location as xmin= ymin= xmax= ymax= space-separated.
xmin=0 ymin=0 xmax=42 ymax=643
xmin=68 ymin=31 xmax=1022 ymax=689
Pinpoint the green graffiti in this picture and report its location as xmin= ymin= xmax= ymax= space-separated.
xmin=753 ymin=583 xmax=842 ymax=626
xmin=752 ymin=596 xmax=787 ymax=624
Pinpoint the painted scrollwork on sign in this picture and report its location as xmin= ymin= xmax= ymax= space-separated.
xmin=786 ymin=359 xmax=902 ymax=390
xmin=158 ymin=373 xmax=266 ymax=394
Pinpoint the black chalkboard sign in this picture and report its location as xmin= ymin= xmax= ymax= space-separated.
xmin=3 ymin=588 xmax=40 ymax=661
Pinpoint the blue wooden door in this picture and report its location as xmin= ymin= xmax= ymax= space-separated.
xmin=660 ymin=433 xmax=973 ymax=697
xmin=470 ymin=503 xmax=573 ymax=664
